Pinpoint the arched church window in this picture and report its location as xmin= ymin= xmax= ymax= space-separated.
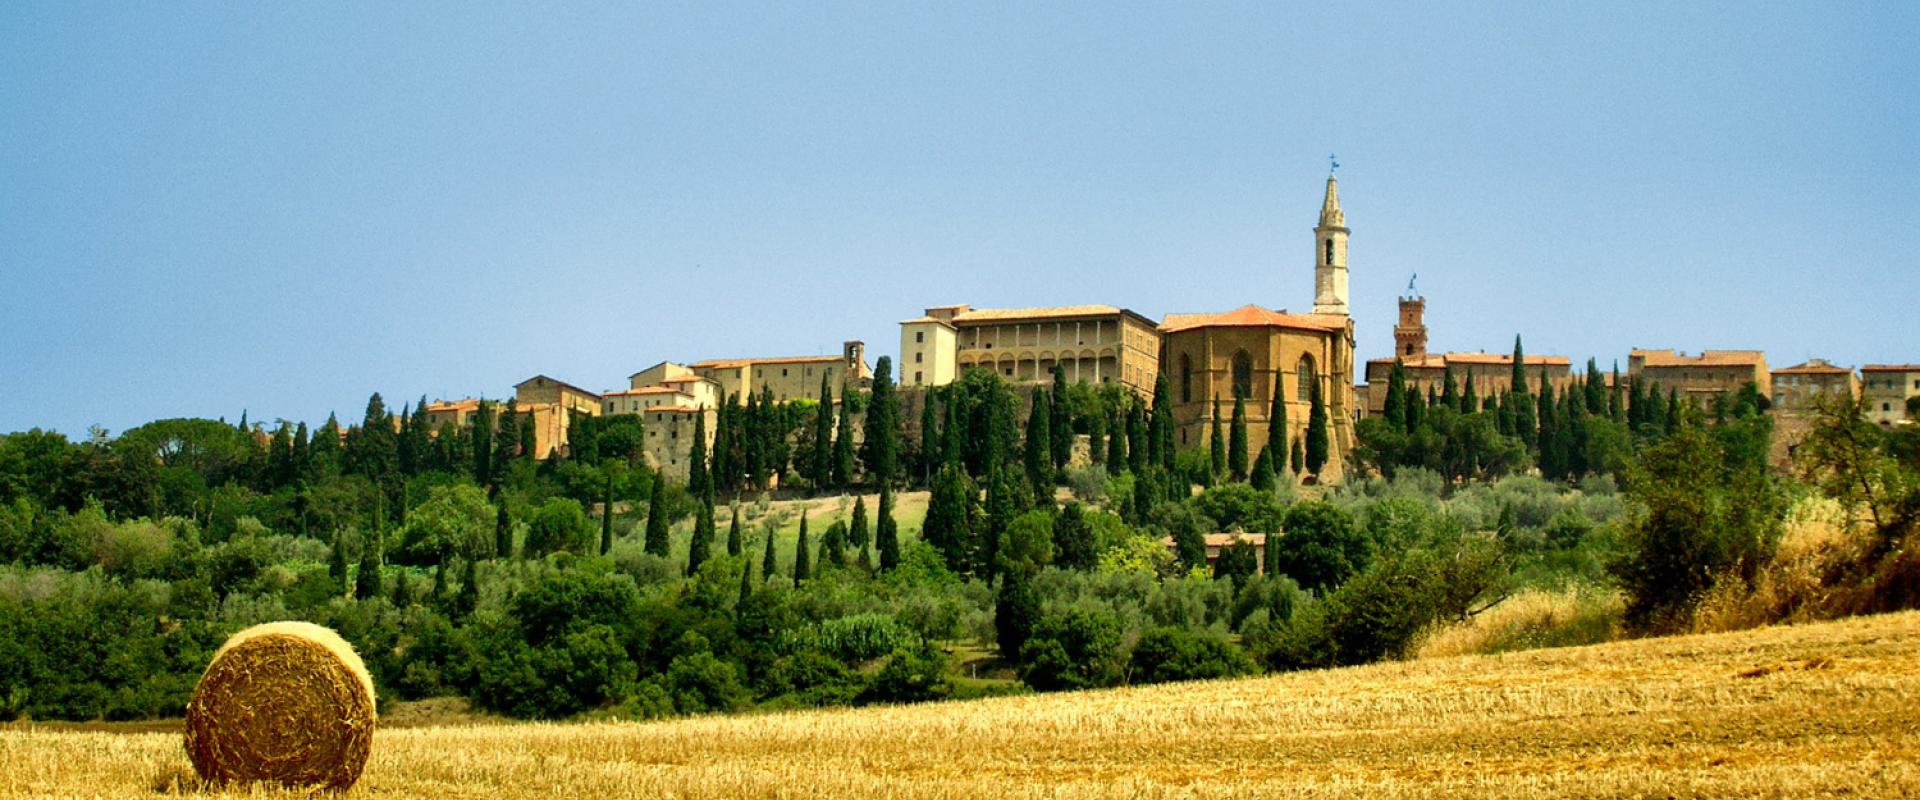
xmin=1297 ymin=355 xmax=1316 ymax=402
xmin=1325 ymin=239 xmax=1334 ymax=266
xmin=1231 ymin=350 xmax=1253 ymax=399
xmin=1180 ymin=354 xmax=1193 ymax=403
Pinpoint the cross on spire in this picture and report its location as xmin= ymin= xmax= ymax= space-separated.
xmin=1329 ymin=153 xmax=1340 ymax=175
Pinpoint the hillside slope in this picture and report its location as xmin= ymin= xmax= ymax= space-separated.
xmin=5 ymin=611 xmax=1918 ymax=798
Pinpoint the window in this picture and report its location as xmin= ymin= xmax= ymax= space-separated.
xmin=915 ymin=352 xmax=923 ymax=363
xmin=1885 ymin=403 xmax=1894 ymax=412
xmin=914 ymin=371 xmax=923 ymax=383
xmin=915 ymin=331 xmax=925 ymax=343
xmin=1325 ymin=239 xmax=1334 ymax=265
xmin=1180 ymin=354 xmax=1193 ymax=403
xmin=1405 ymin=343 xmax=1414 ymax=356
xmin=781 ymin=368 xmax=789 ymax=377
xmin=1004 ymin=368 xmax=1013 ymax=376
xmin=1231 ymin=350 xmax=1253 ymax=399
xmin=1297 ymin=355 xmax=1317 ymax=402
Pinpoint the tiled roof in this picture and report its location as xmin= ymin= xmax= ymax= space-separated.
xmin=425 ymin=399 xmax=481 ymax=413
xmin=951 ymin=305 xmax=1125 ymax=323
xmin=1365 ymin=352 xmax=1572 ymax=368
xmin=1630 ymin=349 xmax=1765 ymax=368
xmin=1774 ymin=360 xmax=1853 ymax=375
xmin=1159 ymin=532 xmax=1268 ymax=548
xmin=603 ymin=386 xmax=687 ymax=397
xmin=1159 ymin=304 xmax=1346 ymax=334
xmin=513 ymin=375 xmax=601 ymax=399
xmin=899 ymin=316 xmax=958 ymax=328
xmin=1861 ymin=364 xmax=1920 ymax=373
xmin=692 ymin=355 xmax=845 ymax=369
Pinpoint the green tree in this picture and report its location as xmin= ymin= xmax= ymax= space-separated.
xmin=525 ymin=498 xmax=591 ymax=557
xmin=687 ymin=481 xmax=715 ymax=576
xmin=877 ymin=484 xmax=901 ymax=571
xmin=1053 ymin=501 xmax=1096 ymax=570
xmin=1305 ymin=381 xmax=1330 ymax=476
xmin=864 ymin=356 xmax=900 ymax=488
xmin=812 ymin=373 xmax=834 ymax=490
xmin=470 ymin=401 xmax=494 ymax=487
xmin=793 ymin=510 xmax=812 ymax=583
xmin=399 ymin=484 xmax=493 ymax=565
xmin=1024 ymin=386 xmax=1053 ymax=506
xmin=761 ymin=521 xmax=778 ymax=583
xmin=1228 ymin=395 xmax=1249 ymax=482
xmin=494 ymin=502 xmax=513 ymax=559
xmin=643 ymin=475 xmax=670 ymax=557
xmin=1269 ymin=372 xmax=1291 ymax=469
xmin=1208 ymin=396 xmax=1226 ymax=482
xmin=1049 ymin=365 xmax=1072 ymax=474
xmin=599 ymin=471 xmax=615 ymax=556
xmin=1018 ymin=608 xmax=1124 ymax=691
xmin=1251 ymin=448 xmax=1276 ymax=491
xmin=832 ymin=384 xmax=855 ymax=490
xmin=1290 ymin=437 xmax=1305 ymax=475
xmin=994 ymin=566 xmax=1039 ymax=661
xmin=923 ymin=463 xmax=975 ymax=573
xmin=354 ymin=496 xmax=384 ymax=600
xmin=1150 ymin=374 xmax=1174 ymax=470
xmin=995 ymin=509 xmax=1055 ymax=576
xmin=1107 ymin=404 xmax=1130 ymax=475
xmin=688 ymin=409 xmax=710 ymax=497
xmin=820 ymin=520 xmax=847 ymax=570
xmin=726 ymin=506 xmax=742 ymax=557
xmin=1270 ymin=501 xmax=1366 ymax=592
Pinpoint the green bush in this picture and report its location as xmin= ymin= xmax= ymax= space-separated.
xmin=1017 ymin=607 xmax=1124 ymax=691
xmin=1127 ymin=626 xmax=1255 ymax=684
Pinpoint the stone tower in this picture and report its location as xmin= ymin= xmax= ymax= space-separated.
xmin=1394 ymin=293 xmax=1427 ymax=358
xmin=1312 ymin=173 xmax=1350 ymax=316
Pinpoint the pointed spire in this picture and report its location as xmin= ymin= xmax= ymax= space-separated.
xmin=1318 ymin=174 xmax=1345 ymax=229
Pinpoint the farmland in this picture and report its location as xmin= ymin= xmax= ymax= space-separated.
xmin=5 ymin=610 xmax=1916 ymax=799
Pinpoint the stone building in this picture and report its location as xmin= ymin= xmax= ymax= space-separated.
xmin=690 ymin=341 xmax=870 ymax=403
xmin=1627 ymin=349 xmax=1770 ymax=401
xmin=1156 ymin=173 xmax=1359 ymax=480
xmin=607 ymin=362 xmax=722 ymax=415
xmin=638 ymin=405 xmax=719 ymax=482
xmin=1770 ymin=359 xmax=1857 ymax=413
xmin=424 ymin=395 xmax=578 ymax=461
xmin=1862 ymin=364 xmax=1920 ymax=427
xmin=508 ymin=375 xmax=602 ymax=459
xmin=1362 ymin=293 xmax=1573 ymax=416
xmin=899 ymin=304 xmax=1162 ymax=396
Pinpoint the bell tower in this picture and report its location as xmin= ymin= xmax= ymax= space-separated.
xmin=1394 ymin=284 xmax=1427 ymax=358
xmin=1312 ymin=166 xmax=1350 ymax=316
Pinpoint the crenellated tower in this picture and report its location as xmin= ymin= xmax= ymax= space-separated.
xmin=1312 ymin=172 xmax=1350 ymax=316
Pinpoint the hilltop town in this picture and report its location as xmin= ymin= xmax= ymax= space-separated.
xmin=423 ymin=173 xmax=1920 ymax=481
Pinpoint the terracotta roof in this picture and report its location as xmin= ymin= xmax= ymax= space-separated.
xmin=1630 ymin=350 xmax=1765 ymax=368
xmin=1774 ymin=360 xmax=1853 ymax=375
xmin=425 ymin=399 xmax=481 ymax=413
xmin=692 ymin=355 xmax=845 ymax=369
xmin=1159 ymin=533 xmax=1269 ymax=548
xmin=513 ymin=374 xmax=601 ymax=399
xmin=951 ymin=305 xmax=1125 ymax=323
xmin=1365 ymin=353 xmax=1573 ymax=370
xmin=899 ymin=316 xmax=957 ymax=328
xmin=1159 ymin=304 xmax=1347 ymax=334
xmin=1861 ymin=364 xmax=1920 ymax=373
xmin=603 ymin=386 xmax=688 ymax=397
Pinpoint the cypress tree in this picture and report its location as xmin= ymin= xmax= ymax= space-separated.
xmin=761 ymin=521 xmax=778 ymax=583
xmin=1462 ymin=370 xmax=1478 ymax=413
xmin=1584 ymin=357 xmax=1606 ymax=415
xmin=920 ymin=388 xmax=941 ymax=486
xmin=793 ymin=510 xmax=812 ymax=583
xmin=1054 ymin=501 xmax=1095 ymax=570
xmin=1441 ymin=365 xmax=1459 ymax=411
xmin=453 ymin=557 xmax=478 ymax=620
xmin=1106 ymin=404 xmax=1128 ymax=475
xmin=1268 ymin=372 xmax=1290 ymax=472
xmin=355 ymin=496 xmax=384 ymax=600
xmin=994 ymin=566 xmax=1039 ymax=662
xmin=1510 ymin=335 xmax=1528 ymax=395
xmin=1127 ymin=403 xmax=1149 ymax=474
xmin=877 ymin=484 xmax=900 ymax=571
xmin=643 ymin=475 xmax=670 ymax=557
xmin=391 ymin=567 xmax=411 ymax=608
xmin=687 ymin=481 xmax=715 ymax=576
xmin=599 ymin=472 xmax=615 ymax=556
xmin=832 ymin=383 xmax=855 ymax=489
xmin=1228 ymin=394 xmax=1249 ymax=482
xmin=1251 ymin=447 xmax=1276 ymax=491
xmin=821 ymin=520 xmax=847 ymax=570
xmin=1151 ymin=374 xmax=1175 ymax=470
xmin=1383 ymin=362 xmax=1407 ymax=433
xmin=492 ymin=399 xmax=520 ymax=481
xmin=1087 ymin=403 xmax=1107 ymax=469
xmin=688 ymin=409 xmax=710 ymax=497
xmin=310 ymin=412 xmax=342 ymax=477
xmin=292 ymin=421 xmax=311 ymax=479
xmin=737 ymin=551 xmax=755 ymax=605
xmin=328 ymin=529 xmax=350 ymax=594
xmin=849 ymin=495 xmax=870 ymax=551
xmin=1290 ymin=437 xmax=1305 ymax=475
xmin=865 ymin=356 xmax=899 ymax=488
xmin=1024 ymin=386 xmax=1052 ymax=506
xmin=1609 ymin=362 xmax=1625 ymax=423
xmin=1665 ymin=387 xmax=1682 ymax=436
xmin=1208 ymin=396 xmax=1226 ymax=483
xmin=1049 ymin=365 xmax=1072 ymax=475
xmin=1305 ymin=380 xmax=1330 ymax=475
xmin=726 ymin=505 xmax=742 ymax=556
xmin=923 ymin=464 xmax=974 ymax=572
xmin=470 ymin=401 xmax=494 ymax=487
xmin=943 ymin=389 xmax=965 ymax=468
xmin=812 ymin=373 xmax=834 ymax=490
xmin=494 ymin=503 xmax=512 ymax=559
xmin=981 ymin=466 xmax=1015 ymax=581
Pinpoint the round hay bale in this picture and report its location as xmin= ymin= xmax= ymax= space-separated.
xmin=184 ymin=621 xmax=377 ymax=790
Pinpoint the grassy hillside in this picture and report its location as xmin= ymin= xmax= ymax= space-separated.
xmin=6 ymin=611 xmax=1917 ymax=798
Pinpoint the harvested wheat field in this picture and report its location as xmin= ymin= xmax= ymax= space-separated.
xmin=5 ymin=612 xmax=1919 ymax=799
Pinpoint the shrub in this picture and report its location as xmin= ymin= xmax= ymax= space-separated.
xmin=783 ymin=613 xmax=914 ymax=662
xmin=524 ymin=498 xmax=592 ymax=558
xmin=1066 ymin=465 xmax=1108 ymax=503
xmin=1271 ymin=502 xmax=1367 ymax=592
xmin=1017 ymin=607 xmax=1124 ymax=691
xmin=1127 ymin=626 xmax=1256 ymax=684
xmin=858 ymin=643 xmax=950 ymax=705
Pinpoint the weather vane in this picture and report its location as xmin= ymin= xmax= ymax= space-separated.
xmin=1407 ymin=272 xmax=1418 ymax=296
xmin=1329 ymin=153 xmax=1340 ymax=175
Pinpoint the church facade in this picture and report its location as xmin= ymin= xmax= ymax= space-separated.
xmin=1157 ymin=174 xmax=1359 ymax=481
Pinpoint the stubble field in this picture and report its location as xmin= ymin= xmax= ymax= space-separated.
xmin=4 ymin=611 xmax=1916 ymax=799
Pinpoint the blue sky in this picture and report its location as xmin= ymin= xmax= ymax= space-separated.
xmin=2 ymin=2 xmax=1915 ymax=437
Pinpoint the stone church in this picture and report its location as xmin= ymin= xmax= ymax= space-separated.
xmin=1158 ymin=174 xmax=1359 ymax=480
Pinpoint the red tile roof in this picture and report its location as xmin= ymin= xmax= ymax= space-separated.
xmin=1861 ymin=364 xmax=1920 ymax=373
xmin=1160 ymin=304 xmax=1347 ymax=334
xmin=1631 ymin=349 xmax=1765 ymax=368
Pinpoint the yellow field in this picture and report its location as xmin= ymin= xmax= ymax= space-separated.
xmin=5 ymin=612 xmax=1918 ymax=798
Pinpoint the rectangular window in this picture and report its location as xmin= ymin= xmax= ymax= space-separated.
xmin=914 ymin=371 xmax=924 ymax=383
xmin=915 ymin=331 xmax=924 ymax=343
xmin=915 ymin=352 xmax=923 ymax=363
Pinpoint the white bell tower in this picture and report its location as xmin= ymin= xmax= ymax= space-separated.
xmin=1312 ymin=164 xmax=1350 ymax=316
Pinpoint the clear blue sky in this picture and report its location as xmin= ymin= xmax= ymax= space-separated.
xmin=3 ymin=3 xmax=1915 ymax=437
